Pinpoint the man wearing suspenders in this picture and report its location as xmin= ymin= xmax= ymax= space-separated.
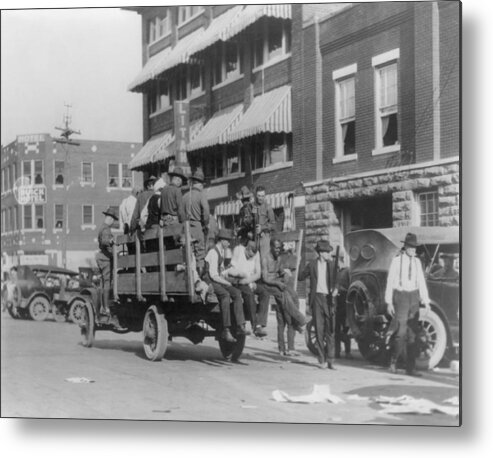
xmin=385 ymin=232 xmax=431 ymax=376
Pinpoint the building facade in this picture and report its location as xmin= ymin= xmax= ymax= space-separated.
xmin=1 ymin=134 xmax=142 ymax=271
xmin=292 ymin=2 xmax=460 ymax=252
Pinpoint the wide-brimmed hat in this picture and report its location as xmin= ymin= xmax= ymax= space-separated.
xmin=217 ymin=228 xmax=234 ymax=241
xmin=315 ymin=240 xmax=333 ymax=253
xmin=102 ymin=207 xmax=119 ymax=221
xmin=440 ymin=252 xmax=457 ymax=259
xmin=144 ymin=175 xmax=157 ymax=187
xmin=236 ymin=185 xmax=253 ymax=200
xmin=402 ymin=232 xmax=419 ymax=248
xmin=190 ymin=168 xmax=205 ymax=182
xmin=168 ymin=166 xmax=187 ymax=182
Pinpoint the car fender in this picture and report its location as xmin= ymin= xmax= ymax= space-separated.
xmin=25 ymin=292 xmax=52 ymax=310
xmin=75 ymin=287 xmax=100 ymax=313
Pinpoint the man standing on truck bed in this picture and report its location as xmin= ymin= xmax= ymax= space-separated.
xmin=160 ymin=166 xmax=186 ymax=226
xmin=385 ymin=232 xmax=431 ymax=376
xmin=252 ymin=186 xmax=275 ymax=259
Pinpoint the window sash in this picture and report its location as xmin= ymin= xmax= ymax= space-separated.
xmin=54 ymin=204 xmax=64 ymax=229
xmin=82 ymin=205 xmax=93 ymax=225
xmin=418 ymin=192 xmax=439 ymax=226
xmin=108 ymin=164 xmax=119 ymax=187
xmin=23 ymin=204 xmax=33 ymax=229
xmin=34 ymin=160 xmax=44 ymax=184
xmin=82 ymin=162 xmax=93 ymax=183
xmin=121 ymin=165 xmax=132 ymax=188
xmin=54 ymin=161 xmax=65 ymax=185
xmin=22 ymin=161 xmax=32 ymax=183
xmin=379 ymin=63 xmax=398 ymax=110
xmin=338 ymin=77 xmax=355 ymax=121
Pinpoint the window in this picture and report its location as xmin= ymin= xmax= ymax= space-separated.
xmin=1 ymin=209 xmax=4 ymax=234
xmin=1 ymin=168 xmax=5 ymax=193
xmin=13 ymin=206 xmax=18 ymax=231
xmin=9 ymin=207 xmax=14 ymax=232
xmin=35 ymin=204 xmax=44 ymax=229
xmin=13 ymin=163 xmax=17 ymax=185
xmin=226 ymin=144 xmax=241 ymax=175
xmin=54 ymin=161 xmax=65 ymax=185
xmin=178 ymin=6 xmax=203 ymax=25
xmin=149 ymin=79 xmax=173 ymax=114
xmin=82 ymin=205 xmax=94 ymax=226
xmin=148 ymin=10 xmax=170 ymax=44
xmin=252 ymin=133 xmax=292 ymax=170
xmin=8 ymin=165 xmax=13 ymax=190
xmin=213 ymin=42 xmax=243 ymax=86
xmin=54 ymin=204 xmax=64 ymax=229
xmin=108 ymin=164 xmax=119 ymax=187
xmin=373 ymin=49 xmax=400 ymax=154
xmin=107 ymin=163 xmax=132 ymax=189
xmin=23 ymin=205 xmax=32 ymax=229
xmin=418 ymin=191 xmax=439 ymax=226
xmin=190 ymin=64 xmax=204 ymax=97
xmin=34 ymin=160 xmax=44 ymax=184
xmin=22 ymin=160 xmax=32 ymax=184
xmin=252 ymin=20 xmax=291 ymax=69
xmin=176 ymin=67 xmax=188 ymax=101
xmin=81 ymin=162 xmax=93 ymax=183
xmin=21 ymin=160 xmax=44 ymax=185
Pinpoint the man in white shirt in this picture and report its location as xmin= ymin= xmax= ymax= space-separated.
xmin=223 ymin=241 xmax=265 ymax=335
xmin=119 ymin=187 xmax=139 ymax=233
xmin=204 ymin=229 xmax=247 ymax=343
xmin=385 ymin=232 xmax=431 ymax=376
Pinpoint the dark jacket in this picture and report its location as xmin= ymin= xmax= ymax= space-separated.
xmin=298 ymin=258 xmax=335 ymax=306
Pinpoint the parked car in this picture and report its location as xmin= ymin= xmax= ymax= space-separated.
xmin=342 ymin=226 xmax=459 ymax=369
xmin=5 ymin=264 xmax=93 ymax=323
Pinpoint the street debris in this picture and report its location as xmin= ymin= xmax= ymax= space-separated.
xmin=443 ymin=396 xmax=459 ymax=406
xmin=272 ymin=384 xmax=345 ymax=404
xmin=65 ymin=377 xmax=95 ymax=384
xmin=240 ymin=405 xmax=258 ymax=409
xmin=346 ymin=394 xmax=370 ymax=402
xmin=374 ymin=395 xmax=459 ymax=416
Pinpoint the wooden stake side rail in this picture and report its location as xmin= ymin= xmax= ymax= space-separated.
xmin=117 ymin=271 xmax=187 ymax=295
xmin=116 ymin=249 xmax=183 ymax=269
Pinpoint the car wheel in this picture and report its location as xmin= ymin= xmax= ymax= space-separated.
xmin=416 ymin=308 xmax=447 ymax=370
xmin=219 ymin=331 xmax=246 ymax=362
xmin=6 ymin=302 xmax=21 ymax=319
xmin=69 ymin=298 xmax=87 ymax=325
xmin=143 ymin=305 xmax=168 ymax=361
xmin=80 ymin=300 xmax=95 ymax=348
xmin=304 ymin=318 xmax=317 ymax=356
xmin=28 ymin=296 xmax=51 ymax=321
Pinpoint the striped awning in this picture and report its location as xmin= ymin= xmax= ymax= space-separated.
xmin=128 ymin=27 xmax=205 ymax=92
xmin=226 ymin=86 xmax=291 ymax=143
xmin=214 ymin=191 xmax=292 ymax=216
xmin=220 ymin=4 xmax=292 ymax=42
xmin=187 ymin=104 xmax=244 ymax=152
xmin=186 ymin=6 xmax=244 ymax=58
xmin=128 ymin=131 xmax=174 ymax=170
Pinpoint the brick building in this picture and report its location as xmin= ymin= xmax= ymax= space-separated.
xmin=126 ymin=5 xmax=306 ymax=235
xmin=1 ymin=134 xmax=142 ymax=270
xmin=292 ymin=2 xmax=460 ymax=253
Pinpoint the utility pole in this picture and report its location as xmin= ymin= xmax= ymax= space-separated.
xmin=54 ymin=104 xmax=81 ymax=268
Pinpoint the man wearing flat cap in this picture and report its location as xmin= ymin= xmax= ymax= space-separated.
xmin=298 ymin=239 xmax=337 ymax=369
xmin=96 ymin=207 xmax=119 ymax=320
xmin=385 ymin=232 xmax=431 ymax=376
xmin=184 ymin=168 xmax=210 ymax=273
xmin=160 ymin=166 xmax=187 ymax=226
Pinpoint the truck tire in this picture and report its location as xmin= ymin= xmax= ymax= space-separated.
xmin=143 ymin=305 xmax=168 ymax=361
xmin=80 ymin=300 xmax=95 ymax=348
xmin=219 ymin=333 xmax=246 ymax=362
xmin=416 ymin=308 xmax=447 ymax=370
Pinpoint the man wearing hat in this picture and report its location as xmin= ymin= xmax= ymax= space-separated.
xmin=298 ymin=239 xmax=337 ymax=369
xmin=130 ymin=175 xmax=156 ymax=234
xmin=204 ymin=228 xmax=247 ymax=343
xmin=96 ymin=207 xmax=119 ymax=320
xmin=252 ymin=185 xmax=276 ymax=258
xmin=385 ymin=232 xmax=431 ymax=376
xmin=160 ymin=166 xmax=186 ymax=226
xmin=431 ymin=253 xmax=459 ymax=281
xmin=184 ymin=168 xmax=210 ymax=273
xmin=236 ymin=186 xmax=254 ymax=242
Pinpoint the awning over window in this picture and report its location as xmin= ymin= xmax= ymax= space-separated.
xmin=214 ymin=191 xmax=293 ymax=216
xmin=186 ymin=6 xmax=245 ymax=58
xmin=187 ymin=104 xmax=244 ymax=152
xmin=129 ymin=131 xmax=174 ymax=170
xmin=226 ymin=86 xmax=291 ymax=143
xmin=128 ymin=27 xmax=205 ymax=92
xmin=220 ymin=4 xmax=292 ymax=42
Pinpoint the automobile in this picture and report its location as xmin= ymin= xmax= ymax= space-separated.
xmin=5 ymin=264 xmax=93 ymax=323
xmin=341 ymin=226 xmax=459 ymax=370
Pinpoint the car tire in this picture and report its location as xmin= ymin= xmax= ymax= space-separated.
xmin=416 ymin=308 xmax=448 ymax=370
xmin=69 ymin=298 xmax=87 ymax=325
xmin=28 ymin=296 xmax=51 ymax=321
xmin=143 ymin=305 xmax=168 ymax=361
xmin=80 ymin=300 xmax=95 ymax=348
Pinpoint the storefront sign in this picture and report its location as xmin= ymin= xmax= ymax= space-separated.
xmin=174 ymin=101 xmax=189 ymax=166
xmin=17 ymin=134 xmax=46 ymax=143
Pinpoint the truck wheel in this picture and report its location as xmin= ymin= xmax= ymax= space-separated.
xmin=304 ymin=319 xmax=317 ymax=356
xmin=143 ymin=305 xmax=168 ymax=361
xmin=416 ymin=308 xmax=447 ymax=370
xmin=69 ymin=298 xmax=87 ymax=325
xmin=28 ymin=296 xmax=50 ymax=321
xmin=219 ymin=333 xmax=246 ymax=362
xmin=80 ymin=300 xmax=95 ymax=348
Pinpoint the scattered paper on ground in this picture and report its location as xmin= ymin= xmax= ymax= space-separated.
xmin=272 ymin=384 xmax=345 ymax=404
xmin=240 ymin=405 xmax=258 ymax=409
xmin=443 ymin=396 xmax=459 ymax=406
xmin=346 ymin=394 xmax=370 ymax=401
xmin=375 ymin=395 xmax=459 ymax=416
xmin=65 ymin=377 xmax=95 ymax=384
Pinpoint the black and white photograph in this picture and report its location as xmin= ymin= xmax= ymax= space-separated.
xmin=0 ymin=0 xmax=467 ymax=438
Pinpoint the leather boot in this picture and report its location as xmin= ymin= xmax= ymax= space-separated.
xmin=221 ymin=328 xmax=237 ymax=343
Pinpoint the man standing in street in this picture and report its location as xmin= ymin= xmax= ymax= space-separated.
xmin=96 ymin=207 xmax=119 ymax=322
xmin=184 ymin=168 xmax=210 ymax=274
xmin=385 ymin=232 xmax=431 ymax=376
xmin=204 ymin=229 xmax=248 ymax=343
xmin=332 ymin=251 xmax=352 ymax=359
xmin=160 ymin=166 xmax=186 ymax=226
xmin=252 ymin=185 xmax=276 ymax=258
xmin=298 ymin=240 xmax=336 ymax=369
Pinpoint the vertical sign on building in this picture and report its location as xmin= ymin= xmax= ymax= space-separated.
xmin=174 ymin=101 xmax=190 ymax=172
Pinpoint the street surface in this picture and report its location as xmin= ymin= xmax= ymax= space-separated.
xmin=1 ymin=312 xmax=459 ymax=425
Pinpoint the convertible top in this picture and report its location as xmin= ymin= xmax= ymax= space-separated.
xmin=25 ymin=264 xmax=78 ymax=276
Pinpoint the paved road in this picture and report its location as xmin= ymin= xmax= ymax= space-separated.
xmin=1 ymin=313 xmax=459 ymax=425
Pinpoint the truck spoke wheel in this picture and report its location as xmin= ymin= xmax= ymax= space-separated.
xmin=143 ymin=305 xmax=168 ymax=361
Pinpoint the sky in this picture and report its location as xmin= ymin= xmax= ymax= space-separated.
xmin=1 ymin=7 xmax=143 ymax=146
